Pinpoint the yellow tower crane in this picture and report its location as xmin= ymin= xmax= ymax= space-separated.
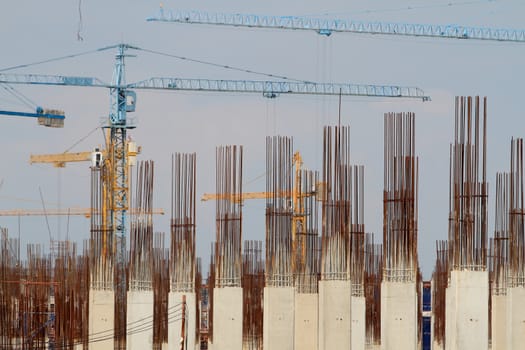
xmin=0 ymin=140 xmax=164 ymax=217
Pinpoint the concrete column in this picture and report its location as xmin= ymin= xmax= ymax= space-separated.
xmin=211 ymin=287 xmax=242 ymax=350
xmin=491 ymin=294 xmax=507 ymax=350
xmin=445 ymin=275 xmax=456 ymax=350
xmin=168 ymin=292 xmax=197 ymax=350
xmin=127 ymin=290 xmax=154 ymax=350
xmin=352 ymin=296 xmax=366 ymax=350
xmin=294 ymin=292 xmax=318 ymax=350
xmin=318 ymin=280 xmax=352 ymax=350
xmin=380 ymin=281 xmax=417 ymax=350
xmin=507 ymin=286 xmax=525 ymax=349
xmin=445 ymin=270 xmax=489 ymax=350
xmin=433 ymin=340 xmax=444 ymax=350
xmin=366 ymin=345 xmax=381 ymax=350
xmin=88 ymin=289 xmax=114 ymax=350
xmin=263 ymin=287 xmax=294 ymax=350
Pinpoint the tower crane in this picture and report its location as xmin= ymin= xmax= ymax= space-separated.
xmin=0 ymin=142 xmax=164 ymax=218
xmin=147 ymin=9 xmax=525 ymax=43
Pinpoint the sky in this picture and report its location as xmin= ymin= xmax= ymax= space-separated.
xmin=0 ymin=0 xmax=523 ymax=278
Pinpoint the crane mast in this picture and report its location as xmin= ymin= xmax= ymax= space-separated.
xmin=109 ymin=44 xmax=133 ymax=250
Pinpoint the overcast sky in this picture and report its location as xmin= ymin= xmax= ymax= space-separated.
xmin=0 ymin=0 xmax=523 ymax=278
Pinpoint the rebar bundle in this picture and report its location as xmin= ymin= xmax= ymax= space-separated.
xmin=170 ymin=153 xmax=197 ymax=292
xmin=383 ymin=112 xmax=419 ymax=282
xmin=195 ymin=258 xmax=202 ymax=346
xmin=53 ymin=241 xmax=89 ymax=349
xmin=364 ymin=237 xmax=382 ymax=345
xmin=432 ymin=240 xmax=449 ymax=346
xmin=207 ymin=243 xmax=216 ymax=342
xmin=24 ymin=244 xmax=53 ymax=350
xmin=508 ymin=138 xmax=525 ymax=287
xmin=0 ymin=228 xmax=22 ymax=349
xmin=321 ymin=125 xmax=352 ymax=280
xmin=350 ymin=166 xmax=365 ymax=296
xmin=294 ymin=170 xmax=320 ymax=294
xmin=215 ymin=145 xmax=243 ymax=287
xmin=292 ymin=170 xmax=321 ymax=294
xmin=448 ymin=96 xmax=488 ymax=270
xmin=153 ymin=233 xmax=169 ymax=349
xmin=242 ymin=240 xmax=264 ymax=350
xmin=115 ymin=234 xmax=127 ymax=350
xmin=129 ymin=160 xmax=155 ymax=290
xmin=1 ymin=229 xmax=91 ymax=349
xmin=90 ymin=165 xmax=114 ymax=290
xmin=491 ymin=173 xmax=509 ymax=295
xmin=265 ymin=136 xmax=293 ymax=287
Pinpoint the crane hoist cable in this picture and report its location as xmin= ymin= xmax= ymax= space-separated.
xmin=137 ymin=47 xmax=313 ymax=83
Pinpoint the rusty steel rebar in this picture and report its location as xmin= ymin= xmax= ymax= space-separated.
xmin=265 ymin=136 xmax=293 ymax=287
xmin=383 ymin=112 xmax=419 ymax=282
xmin=128 ymin=160 xmax=155 ymax=290
xmin=90 ymin=165 xmax=114 ymax=290
xmin=350 ymin=166 xmax=365 ymax=296
xmin=491 ymin=172 xmax=509 ymax=295
xmin=207 ymin=243 xmax=216 ymax=343
xmin=1 ymin=228 xmax=91 ymax=349
xmin=153 ymin=232 xmax=169 ymax=349
xmin=242 ymin=240 xmax=264 ymax=350
xmin=0 ymin=228 xmax=22 ymax=349
xmin=170 ymin=153 xmax=197 ymax=293
xmin=432 ymin=240 xmax=449 ymax=346
xmin=448 ymin=96 xmax=488 ymax=271
xmin=53 ymin=240 xmax=89 ymax=349
xmin=215 ymin=145 xmax=243 ymax=288
xmin=508 ymin=138 xmax=525 ymax=287
xmin=294 ymin=169 xmax=321 ymax=294
xmin=365 ymin=236 xmax=382 ymax=346
xmin=195 ymin=258 xmax=202 ymax=347
xmin=321 ymin=125 xmax=352 ymax=281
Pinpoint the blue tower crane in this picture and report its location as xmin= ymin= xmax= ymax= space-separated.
xmin=147 ymin=9 xmax=525 ymax=43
